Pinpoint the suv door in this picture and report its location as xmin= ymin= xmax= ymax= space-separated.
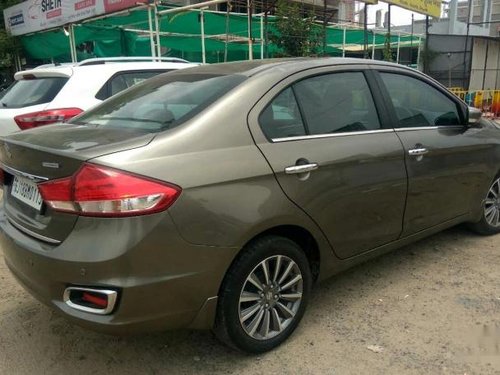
xmin=374 ymin=68 xmax=492 ymax=236
xmin=248 ymin=67 xmax=407 ymax=259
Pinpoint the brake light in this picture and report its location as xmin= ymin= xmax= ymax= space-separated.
xmin=38 ymin=163 xmax=181 ymax=217
xmin=14 ymin=108 xmax=83 ymax=130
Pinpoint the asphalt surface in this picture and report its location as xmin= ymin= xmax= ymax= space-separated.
xmin=1 ymin=226 xmax=499 ymax=374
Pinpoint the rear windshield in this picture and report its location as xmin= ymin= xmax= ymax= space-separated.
xmin=0 ymin=77 xmax=68 ymax=108
xmin=71 ymin=73 xmax=246 ymax=133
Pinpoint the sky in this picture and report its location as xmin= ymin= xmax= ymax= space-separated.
xmin=364 ymin=1 xmax=427 ymax=27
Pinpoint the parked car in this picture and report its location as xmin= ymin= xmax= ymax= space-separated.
xmin=0 ymin=58 xmax=499 ymax=353
xmin=0 ymin=57 xmax=198 ymax=136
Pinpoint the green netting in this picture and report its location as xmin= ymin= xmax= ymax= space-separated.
xmin=20 ymin=6 xmax=423 ymax=62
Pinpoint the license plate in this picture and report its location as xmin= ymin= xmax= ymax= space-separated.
xmin=11 ymin=176 xmax=43 ymax=211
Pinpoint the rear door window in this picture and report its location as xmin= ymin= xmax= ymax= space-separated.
xmin=259 ymin=87 xmax=306 ymax=139
xmin=293 ymin=72 xmax=381 ymax=135
xmin=0 ymin=77 xmax=68 ymax=108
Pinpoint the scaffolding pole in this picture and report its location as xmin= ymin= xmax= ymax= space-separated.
xmin=372 ymin=32 xmax=376 ymax=60
xmin=68 ymin=24 xmax=77 ymax=63
xmin=342 ymin=26 xmax=346 ymax=58
xmin=260 ymin=13 xmax=264 ymax=60
xmin=416 ymin=36 xmax=422 ymax=68
xmin=247 ymin=0 xmax=253 ymax=61
xmin=158 ymin=0 xmax=229 ymax=15
xmin=396 ymin=33 xmax=401 ymax=64
xmin=154 ymin=2 xmax=161 ymax=58
xmin=201 ymin=9 xmax=206 ymax=63
xmin=147 ymin=6 xmax=156 ymax=59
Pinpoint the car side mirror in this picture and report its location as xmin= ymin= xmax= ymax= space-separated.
xmin=468 ymin=107 xmax=482 ymax=126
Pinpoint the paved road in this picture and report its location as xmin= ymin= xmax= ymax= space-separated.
xmin=1 ymin=226 xmax=499 ymax=374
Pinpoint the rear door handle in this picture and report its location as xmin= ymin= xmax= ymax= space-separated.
xmin=285 ymin=163 xmax=318 ymax=174
xmin=408 ymin=148 xmax=428 ymax=156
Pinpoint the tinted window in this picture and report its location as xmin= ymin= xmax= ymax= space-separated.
xmin=294 ymin=72 xmax=381 ymax=135
xmin=72 ymin=73 xmax=246 ymax=133
xmin=380 ymin=73 xmax=462 ymax=127
xmin=0 ymin=77 xmax=68 ymax=108
xmin=259 ymin=87 xmax=306 ymax=139
xmin=95 ymin=70 xmax=169 ymax=100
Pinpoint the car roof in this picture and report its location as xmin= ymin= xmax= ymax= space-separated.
xmin=180 ymin=57 xmax=415 ymax=77
xmin=14 ymin=61 xmax=199 ymax=81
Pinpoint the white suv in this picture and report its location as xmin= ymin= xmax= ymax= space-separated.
xmin=0 ymin=57 xmax=198 ymax=136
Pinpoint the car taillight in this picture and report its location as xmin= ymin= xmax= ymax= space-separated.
xmin=14 ymin=108 xmax=83 ymax=130
xmin=0 ymin=168 xmax=4 ymax=187
xmin=38 ymin=163 xmax=181 ymax=217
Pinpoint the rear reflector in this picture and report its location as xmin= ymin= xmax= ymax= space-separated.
xmin=82 ymin=292 xmax=108 ymax=308
xmin=63 ymin=287 xmax=118 ymax=315
xmin=38 ymin=163 xmax=181 ymax=217
xmin=14 ymin=108 xmax=83 ymax=130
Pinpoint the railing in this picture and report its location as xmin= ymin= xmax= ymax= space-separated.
xmin=449 ymin=88 xmax=500 ymax=119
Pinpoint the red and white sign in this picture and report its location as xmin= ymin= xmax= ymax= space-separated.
xmin=3 ymin=0 xmax=148 ymax=36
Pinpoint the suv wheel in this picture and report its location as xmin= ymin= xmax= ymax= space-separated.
xmin=470 ymin=175 xmax=500 ymax=235
xmin=214 ymin=235 xmax=312 ymax=353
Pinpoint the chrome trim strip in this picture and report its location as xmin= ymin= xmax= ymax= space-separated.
xmin=63 ymin=287 xmax=118 ymax=315
xmin=1 ymin=163 xmax=49 ymax=182
xmin=394 ymin=125 xmax=464 ymax=132
xmin=272 ymin=129 xmax=395 ymax=143
xmin=8 ymin=218 xmax=61 ymax=244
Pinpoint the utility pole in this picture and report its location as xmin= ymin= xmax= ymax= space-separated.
xmin=364 ymin=3 xmax=368 ymax=59
xmin=424 ymin=15 xmax=429 ymax=74
xmin=247 ymin=0 xmax=253 ymax=60
xmin=462 ymin=0 xmax=473 ymax=89
xmin=410 ymin=13 xmax=414 ymax=65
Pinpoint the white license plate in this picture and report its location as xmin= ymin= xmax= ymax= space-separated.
xmin=11 ymin=176 xmax=43 ymax=211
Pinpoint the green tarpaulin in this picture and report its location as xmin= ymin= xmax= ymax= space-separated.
xmin=20 ymin=5 xmax=423 ymax=63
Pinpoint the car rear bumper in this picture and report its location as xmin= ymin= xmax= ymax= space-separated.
xmin=0 ymin=209 xmax=238 ymax=334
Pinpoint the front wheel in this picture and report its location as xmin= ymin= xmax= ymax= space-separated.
xmin=470 ymin=175 xmax=500 ymax=235
xmin=213 ymin=235 xmax=312 ymax=353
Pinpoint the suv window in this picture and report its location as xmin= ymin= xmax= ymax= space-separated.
xmin=0 ymin=77 xmax=68 ymax=109
xmin=259 ymin=87 xmax=306 ymax=139
xmin=294 ymin=72 xmax=381 ymax=135
xmin=95 ymin=70 xmax=170 ymax=100
xmin=380 ymin=73 xmax=462 ymax=127
xmin=72 ymin=73 xmax=246 ymax=133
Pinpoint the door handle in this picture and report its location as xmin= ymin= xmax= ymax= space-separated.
xmin=408 ymin=148 xmax=428 ymax=156
xmin=285 ymin=163 xmax=319 ymax=175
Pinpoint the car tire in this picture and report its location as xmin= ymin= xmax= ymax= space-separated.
xmin=469 ymin=175 xmax=500 ymax=235
xmin=213 ymin=235 xmax=312 ymax=353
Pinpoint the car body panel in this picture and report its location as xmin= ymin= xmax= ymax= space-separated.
xmin=0 ymin=58 xmax=499 ymax=335
xmin=0 ymin=61 xmax=198 ymax=136
xmin=246 ymin=65 xmax=408 ymax=259
xmin=395 ymin=126 xmax=495 ymax=235
xmin=0 ymin=209 xmax=239 ymax=332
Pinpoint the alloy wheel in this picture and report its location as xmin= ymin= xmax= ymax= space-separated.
xmin=238 ymin=255 xmax=303 ymax=341
xmin=484 ymin=178 xmax=500 ymax=227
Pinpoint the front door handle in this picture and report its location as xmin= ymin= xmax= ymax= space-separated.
xmin=408 ymin=148 xmax=428 ymax=156
xmin=285 ymin=163 xmax=319 ymax=175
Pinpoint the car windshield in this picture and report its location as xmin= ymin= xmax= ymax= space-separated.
xmin=0 ymin=77 xmax=68 ymax=108
xmin=71 ymin=73 xmax=247 ymax=133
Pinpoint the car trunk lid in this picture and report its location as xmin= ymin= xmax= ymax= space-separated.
xmin=0 ymin=124 xmax=156 ymax=244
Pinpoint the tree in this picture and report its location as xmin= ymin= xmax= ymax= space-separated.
xmin=382 ymin=33 xmax=393 ymax=62
xmin=269 ymin=0 xmax=321 ymax=57
xmin=0 ymin=0 xmax=22 ymax=71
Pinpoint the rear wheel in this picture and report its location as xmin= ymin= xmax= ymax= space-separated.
xmin=470 ymin=176 xmax=500 ymax=235
xmin=213 ymin=235 xmax=312 ymax=353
